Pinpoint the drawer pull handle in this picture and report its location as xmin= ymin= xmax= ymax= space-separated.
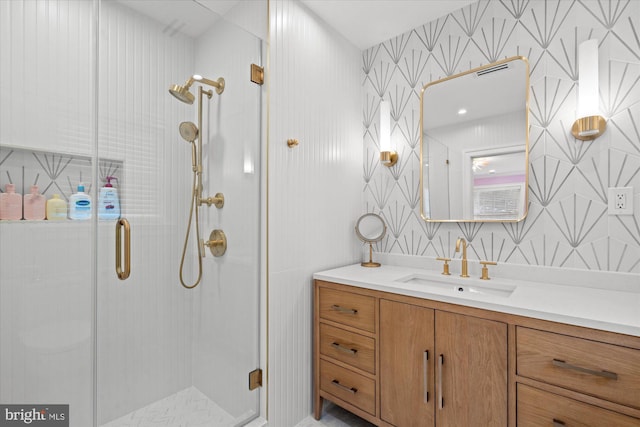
xmin=331 ymin=304 xmax=358 ymax=315
xmin=552 ymin=359 xmax=618 ymax=380
xmin=331 ymin=379 xmax=357 ymax=394
xmin=553 ymin=419 xmax=566 ymax=427
xmin=331 ymin=342 xmax=357 ymax=355
xmin=423 ymin=350 xmax=429 ymax=403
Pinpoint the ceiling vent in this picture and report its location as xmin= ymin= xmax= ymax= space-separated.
xmin=476 ymin=63 xmax=510 ymax=77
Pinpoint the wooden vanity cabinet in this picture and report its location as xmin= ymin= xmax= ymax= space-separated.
xmin=432 ymin=310 xmax=507 ymax=427
xmin=379 ymin=300 xmax=507 ymax=427
xmin=314 ymin=279 xmax=640 ymax=427
xmin=314 ymin=284 xmax=378 ymax=422
xmin=379 ymin=300 xmax=435 ymax=427
xmin=516 ymin=326 xmax=640 ymax=426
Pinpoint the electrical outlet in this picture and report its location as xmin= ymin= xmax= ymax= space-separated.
xmin=608 ymin=187 xmax=633 ymax=215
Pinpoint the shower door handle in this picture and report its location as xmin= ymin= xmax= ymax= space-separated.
xmin=116 ymin=218 xmax=131 ymax=280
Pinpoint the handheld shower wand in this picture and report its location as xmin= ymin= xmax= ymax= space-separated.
xmin=170 ymin=75 xmax=225 ymax=289
xmin=179 ymin=121 xmax=199 ymax=171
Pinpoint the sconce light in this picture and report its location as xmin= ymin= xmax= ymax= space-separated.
xmin=572 ymin=39 xmax=606 ymax=141
xmin=379 ymin=100 xmax=398 ymax=167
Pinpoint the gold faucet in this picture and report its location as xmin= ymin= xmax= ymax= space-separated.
xmin=455 ymin=237 xmax=469 ymax=278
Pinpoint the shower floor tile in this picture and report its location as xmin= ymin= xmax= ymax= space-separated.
xmin=100 ymin=386 xmax=235 ymax=427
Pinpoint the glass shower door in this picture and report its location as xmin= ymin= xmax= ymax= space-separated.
xmin=95 ymin=1 xmax=263 ymax=426
xmin=1 ymin=1 xmax=262 ymax=424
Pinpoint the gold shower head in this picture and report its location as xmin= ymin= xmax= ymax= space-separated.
xmin=169 ymin=82 xmax=195 ymax=104
xmin=168 ymin=74 xmax=225 ymax=104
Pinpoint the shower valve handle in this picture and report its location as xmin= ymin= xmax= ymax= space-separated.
xmin=204 ymin=229 xmax=227 ymax=257
xmin=199 ymin=192 xmax=224 ymax=208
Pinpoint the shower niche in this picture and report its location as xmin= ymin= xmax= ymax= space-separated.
xmin=0 ymin=145 xmax=123 ymax=218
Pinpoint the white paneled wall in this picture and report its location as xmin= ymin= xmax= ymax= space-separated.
xmin=268 ymin=1 xmax=362 ymax=425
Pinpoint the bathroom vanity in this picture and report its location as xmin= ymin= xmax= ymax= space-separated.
xmin=313 ymin=264 xmax=640 ymax=427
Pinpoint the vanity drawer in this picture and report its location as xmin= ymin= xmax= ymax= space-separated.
xmin=320 ymin=359 xmax=376 ymax=416
xmin=517 ymin=384 xmax=640 ymax=427
xmin=320 ymin=323 xmax=375 ymax=374
xmin=319 ymin=287 xmax=375 ymax=333
xmin=517 ymin=327 xmax=640 ymax=408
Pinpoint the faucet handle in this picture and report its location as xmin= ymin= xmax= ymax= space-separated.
xmin=436 ymin=257 xmax=452 ymax=276
xmin=479 ymin=260 xmax=497 ymax=280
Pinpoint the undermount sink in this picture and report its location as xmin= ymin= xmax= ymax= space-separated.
xmin=395 ymin=274 xmax=517 ymax=298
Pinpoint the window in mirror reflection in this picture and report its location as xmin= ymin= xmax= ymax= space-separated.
xmin=471 ymin=151 xmax=526 ymax=220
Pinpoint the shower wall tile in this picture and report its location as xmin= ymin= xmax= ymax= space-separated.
xmin=0 ymin=222 xmax=93 ymax=427
xmin=268 ymin=1 xmax=362 ymax=425
xmin=363 ymin=0 xmax=640 ymax=274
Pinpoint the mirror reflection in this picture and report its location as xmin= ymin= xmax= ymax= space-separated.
xmin=420 ymin=56 xmax=529 ymax=222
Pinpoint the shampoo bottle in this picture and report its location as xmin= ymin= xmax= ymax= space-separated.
xmin=23 ymin=185 xmax=46 ymax=220
xmin=46 ymin=194 xmax=67 ymax=220
xmin=68 ymin=183 xmax=92 ymax=220
xmin=0 ymin=184 xmax=23 ymax=220
xmin=98 ymin=176 xmax=120 ymax=220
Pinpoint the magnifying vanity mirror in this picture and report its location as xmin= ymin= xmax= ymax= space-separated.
xmin=420 ymin=56 xmax=530 ymax=222
xmin=355 ymin=213 xmax=387 ymax=267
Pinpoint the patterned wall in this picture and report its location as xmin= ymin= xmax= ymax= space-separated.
xmin=363 ymin=0 xmax=640 ymax=273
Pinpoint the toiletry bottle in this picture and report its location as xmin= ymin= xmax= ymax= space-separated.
xmin=98 ymin=176 xmax=120 ymax=220
xmin=23 ymin=185 xmax=46 ymax=220
xmin=68 ymin=183 xmax=92 ymax=220
xmin=46 ymin=194 xmax=67 ymax=220
xmin=0 ymin=183 xmax=23 ymax=220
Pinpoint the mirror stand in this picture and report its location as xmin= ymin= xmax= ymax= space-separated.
xmin=361 ymin=242 xmax=381 ymax=268
xmin=355 ymin=213 xmax=387 ymax=268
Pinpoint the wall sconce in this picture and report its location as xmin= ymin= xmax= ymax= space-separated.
xmin=572 ymin=39 xmax=606 ymax=141
xmin=379 ymin=100 xmax=398 ymax=166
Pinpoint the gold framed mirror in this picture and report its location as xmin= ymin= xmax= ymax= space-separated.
xmin=420 ymin=56 xmax=530 ymax=222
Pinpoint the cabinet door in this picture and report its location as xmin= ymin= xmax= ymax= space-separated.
xmin=435 ymin=311 xmax=507 ymax=427
xmin=380 ymin=299 xmax=435 ymax=427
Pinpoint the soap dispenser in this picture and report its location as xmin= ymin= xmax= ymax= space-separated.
xmin=98 ymin=176 xmax=120 ymax=220
xmin=68 ymin=183 xmax=92 ymax=220
xmin=0 ymin=183 xmax=23 ymax=220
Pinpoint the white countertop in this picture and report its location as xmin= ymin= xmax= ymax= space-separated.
xmin=314 ymin=263 xmax=640 ymax=337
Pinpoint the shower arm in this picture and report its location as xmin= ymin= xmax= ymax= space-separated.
xmin=187 ymin=75 xmax=225 ymax=95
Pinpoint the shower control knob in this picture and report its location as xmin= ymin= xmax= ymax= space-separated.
xmin=205 ymin=229 xmax=227 ymax=257
xmin=199 ymin=192 xmax=224 ymax=208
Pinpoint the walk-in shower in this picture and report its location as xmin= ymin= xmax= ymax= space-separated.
xmin=1 ymin=0 xmax=263 ymax=426
xmin=170 ymin=74 xmax=227 ymax=289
